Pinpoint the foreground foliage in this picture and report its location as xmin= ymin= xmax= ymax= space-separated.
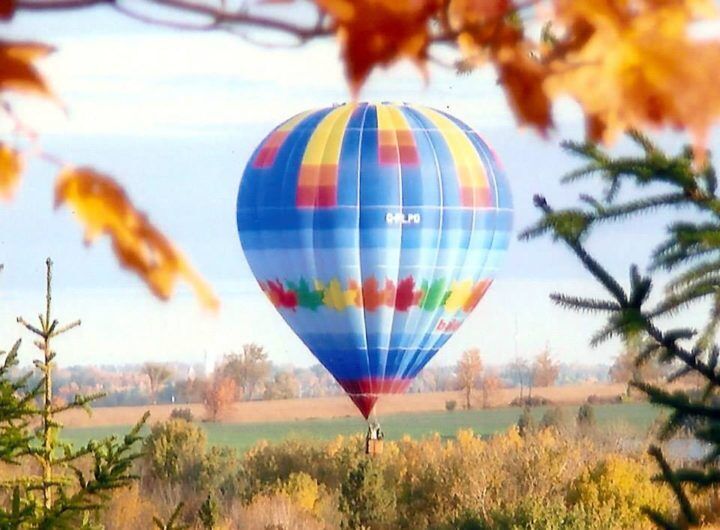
xmin=112 ymin=415 xmax=720 ymax=529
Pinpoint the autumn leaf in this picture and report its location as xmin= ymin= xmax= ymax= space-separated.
xmin=450 ymin=1 xmax=553 ymax=131
xmin=54 ymin=166 xmax=219 ymax=310
xmin=315 ymin=0 xmax=442 ymax=92
xmin=547 ymin=0 xmax=720 ymax=152
xmin=0 ymin=143 xmax=23 ymax=201
xmin=0 ymin=40 xmax=55 ymax=99
xmin=0 ymin=0 xmax=14 ymax=20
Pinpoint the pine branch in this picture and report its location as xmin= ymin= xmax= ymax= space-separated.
xmin=549 ymin=293 xmax=621 ymax=313
xmin=648 ymin=445 xmax=699 ymax=526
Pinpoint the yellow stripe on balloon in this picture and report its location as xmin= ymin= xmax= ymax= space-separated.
xmin=416 ymin=106 xmax=489 ymax=207
xmin=301 ymin=105 xmax=355 ymax=167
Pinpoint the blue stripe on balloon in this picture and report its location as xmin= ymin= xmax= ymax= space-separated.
xmin=336 ymin=103 xmax=367 ymax=207
xmin=237 ymin=207 xmax=511 ymax=232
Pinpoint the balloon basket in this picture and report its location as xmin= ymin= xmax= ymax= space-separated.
xmin=366 ymin=438 xmax=384 ymax=456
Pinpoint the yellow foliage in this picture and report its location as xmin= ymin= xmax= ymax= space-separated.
xmin=277 ymin=472 xmax=322 ymax=513
xmin=568 ymin=454 xmax=673 ymax=528
xmin=54 ymin=166 xmax=219 ymax=310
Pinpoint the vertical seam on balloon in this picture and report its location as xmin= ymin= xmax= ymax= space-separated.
xmin=397 ymin=105 xmax=446 ymax=387
xmin=387 ymin=104 xmax=426 ymax=394
xmin=297 ymin=107 xmax=343 ymax=208
xmin=423 ymin=111 xmax=480 ymax=368
xmin=391 ymin=105 xmax=424 ymax=393
xmin=355 ymin=103 xmax=373 ymax=405
xmin=380 ymin=104 xmax=406 ymax=398
xmin=258 ymin=109 xmax=324 ymax=342
xmin=307 ymin=107 xmax=347 ymax=368
xmin=278 ymin=109 xmax=334 ymax=355
xmin=408 ymin=107 xmax=474 ymax=382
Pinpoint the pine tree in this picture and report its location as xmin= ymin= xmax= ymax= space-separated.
xmin=521 ymin=133 xmax=720 ymax=528
xmin=0 ymin=259 xmax=148 ymax=528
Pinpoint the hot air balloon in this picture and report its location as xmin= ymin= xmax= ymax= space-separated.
xmin=236 ymin=102 xmax=512 ymax=421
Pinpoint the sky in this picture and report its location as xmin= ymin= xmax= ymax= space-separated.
xmin=1 ymin=6 xmax=719 ymax=369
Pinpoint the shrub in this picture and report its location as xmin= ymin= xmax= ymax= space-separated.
xmin=510 ymin=395 xmax=552 ymax=407
xmin=517 ymin=407 xmax=536 ymax=436
xmin=169 ymin=407 xmax=195 ymax=422
xmin=567 ymin=455 xmax=673 ymax=528
xmin=577 ymin=403 xmax=597 ymax=430
xmin=233 ymin=494 xmax=331 ymax=530
xmin=540 ymin=406 xmax=565 ymax=430
xmin=445 ymin=399 xmax=457 ymax=411
xmin=587 ymin=394 xmax=622 ymax=405
xmin=143 ymin=419 xmax=206 ymax=484
xmin=339 ymin=459 xmax=396 ymax=529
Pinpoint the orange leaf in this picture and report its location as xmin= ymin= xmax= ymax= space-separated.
xmin=454 ymin=8 xmax=553 ymax=132
xmin=0 ymin=40 xmax=55 ymax=99
xmin=0 ymin=143 xmax=23 ymax=201
xmin=547 ymin=0 xmax=720 ymax=151
xmin=315 ymin=0 xmax=443 ymax=92
xmin=0 ymin=0 xmax=14 ymax=20
xmin=54 ymin=166 xmax=219 ymax=310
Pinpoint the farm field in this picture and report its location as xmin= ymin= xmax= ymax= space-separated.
xmin=62 ymin=401 xmax=661 ymax=453
xmin=58 ymin=382 xmax=629 ymax=428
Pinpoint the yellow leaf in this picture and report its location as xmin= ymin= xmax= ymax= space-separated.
xmin=0 ymin=40 xmax=55 ymax=99
xmin=0 ymin=143 xmax=22 ymax=201
xmin=54 ymin=166 xmax=219 ymax=310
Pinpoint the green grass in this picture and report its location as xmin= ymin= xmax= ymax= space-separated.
xmin=61 ymin=402 xmax=662 ymax=453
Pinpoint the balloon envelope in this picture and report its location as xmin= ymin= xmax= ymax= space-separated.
xmin=237 ymin=102 xmax=512 ymax=417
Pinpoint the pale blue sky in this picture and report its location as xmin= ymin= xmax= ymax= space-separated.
xmin=1 ymin=7 xmax=718 ymax=368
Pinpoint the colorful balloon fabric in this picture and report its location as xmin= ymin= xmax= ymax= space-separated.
xmin=237 ymin=102 xmax=512 ymax=418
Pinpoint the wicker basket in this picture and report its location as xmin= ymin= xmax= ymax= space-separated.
xmin=366 ymin=438 xmax=384 ymax=456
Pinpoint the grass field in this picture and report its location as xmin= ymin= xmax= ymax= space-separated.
xmin=62 ymin=402 xmax=661 ymax=453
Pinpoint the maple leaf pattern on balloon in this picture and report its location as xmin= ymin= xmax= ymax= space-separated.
xmin=54 ymin=166 xmax=219 ymax=310
xmin=287 ymin=277 xmax=325 ymax=310
xmin=463 ymin=279 xmax=492 ymax=312
xmin=395 ymin=276 xmax=423 ymax=311
xmin=266 ymin=280 xmax=299 ymax=310
xmin=0 ymin=144 xmax=23 ymax=201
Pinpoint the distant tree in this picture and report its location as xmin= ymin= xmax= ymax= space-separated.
xmin=533 ymin=348 xmax=560 ymax=387
xmin=143 ymin=362 xmax=173 ymax=404
xmin=203 ymin=376 xmax=236 ymax=421
xmin=220 ymin=343 xmax=271 ymax=400
xmin=263 ymin=371 xmax=300 ymax=400
xmin=508 ymin=357 xmax=530 ymax=400
xmin=456 ymin=349 xmax=483 ymax=409
xmin=609 ymin=335 xmax=664 ymax=393
xmin=176 ymin=376 xmax=206 ymax=404
xmin=480 ymin=372 xmax=502 ymax=409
